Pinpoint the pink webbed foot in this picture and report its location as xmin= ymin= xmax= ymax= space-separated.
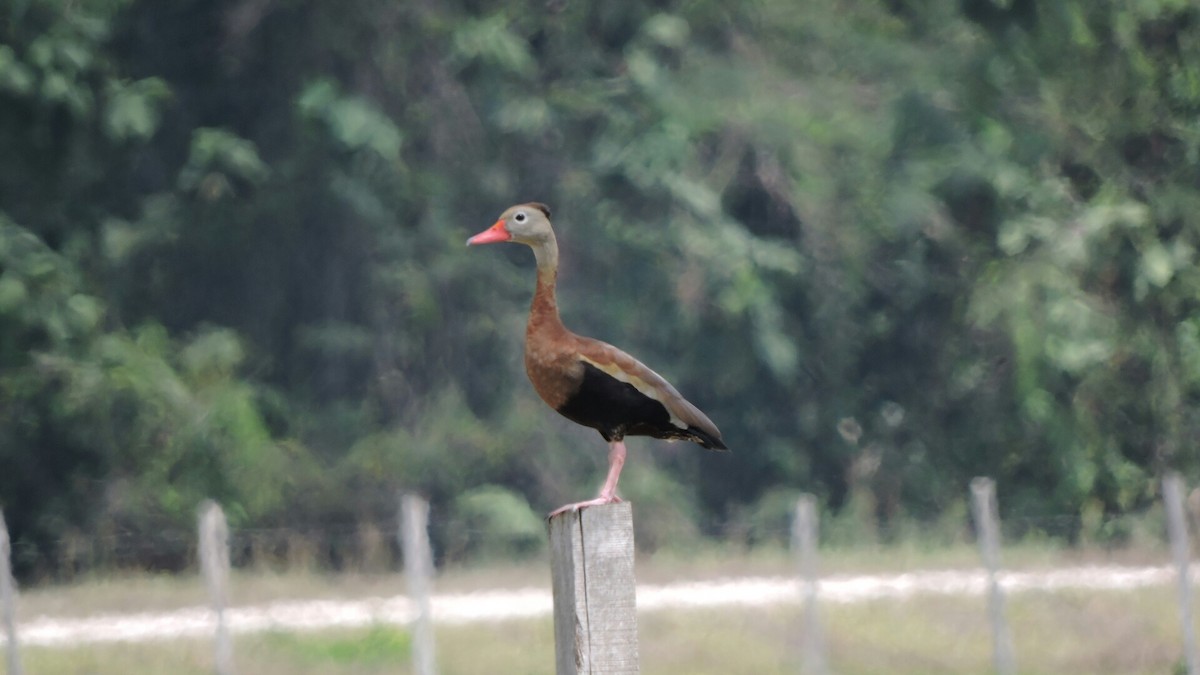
xmin=548 ymin=493 xmax=622 ymax=518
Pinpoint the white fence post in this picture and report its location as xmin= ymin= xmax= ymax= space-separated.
xmin=549 ymin=503 xmax=640 ymax=674
xmin=792 ymin=494 xmax=827 ymax=675
xmin=198 ymin=500 xmax=233 ymax=675
xmin=970 ymin=477 xmax=1015 ymax=675
xmin=1164 ymin=472 xmax=1199 ymax=675
xmin=400 ymin=493 xmax=437 ymax=675
xmin=1 ymin=510 xmax=21 ymax=675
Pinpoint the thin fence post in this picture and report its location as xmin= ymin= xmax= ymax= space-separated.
xmin=792 ymin=494 xmax=827 ymax=675
xmin=1164 ymin=472 xmax=1199 ymax=675
xmin=549 ymin=503 xmax=639 ymax=675
xmin=1 ymin=510 xmax=21 ymax=675
xmin=400 ymin=493 xmax=437 ymax=675
xmin=970 ymin=477 xmax=1015 ymax=675
xmin=198 ymin=500 xmax=233 ymax=675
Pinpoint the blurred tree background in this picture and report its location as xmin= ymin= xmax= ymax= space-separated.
xmin=1 ymin=0 xmax=1198 ymax=577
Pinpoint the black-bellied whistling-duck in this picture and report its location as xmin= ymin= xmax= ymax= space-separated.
xmin=467 ymin=203 xmax=727 ymax=516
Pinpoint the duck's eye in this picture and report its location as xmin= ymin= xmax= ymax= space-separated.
xmin=514 ymin=211 xmax=527 ymax=223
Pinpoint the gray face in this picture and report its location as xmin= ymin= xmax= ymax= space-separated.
xmin=500 ymin=204 xmax=554 ymax=245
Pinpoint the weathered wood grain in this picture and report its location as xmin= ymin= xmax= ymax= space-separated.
xmin=549 ymin=503 xmax=639 ymax=674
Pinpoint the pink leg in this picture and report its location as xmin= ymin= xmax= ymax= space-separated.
xmin=549 ymin=440 xmax=627 ymax=517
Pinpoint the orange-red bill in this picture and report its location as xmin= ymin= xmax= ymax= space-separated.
xmin=466 ymin=219 xmax=511 ymax=246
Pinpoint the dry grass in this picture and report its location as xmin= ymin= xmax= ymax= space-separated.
xmin=15 ymin=588 xmax=1194 ymax=675
xmin=8 ymin=543 xmax=1194 ymax=674
xmin=14 ymin=540 xmax=1168 ymax=618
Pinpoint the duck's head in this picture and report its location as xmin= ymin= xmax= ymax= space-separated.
xmin=467 ymin=202 xmax=554 ymax=247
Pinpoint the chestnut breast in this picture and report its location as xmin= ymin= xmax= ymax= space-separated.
xmin=524 ymin=335 xmax=584 ymax=410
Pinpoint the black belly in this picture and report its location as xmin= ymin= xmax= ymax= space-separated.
xmin=555 ymin=362 xmax=686 ymax=442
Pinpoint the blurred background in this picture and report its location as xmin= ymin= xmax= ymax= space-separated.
xmin=1 ymin=0 xmax=1199 ymax=583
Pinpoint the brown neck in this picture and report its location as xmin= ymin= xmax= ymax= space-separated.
xmin=527 ymin=236 xmax=567 ymax=338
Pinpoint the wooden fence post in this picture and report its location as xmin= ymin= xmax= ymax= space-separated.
xmin=970 ymin=477 xmax=1015 ymax=675
xmin=400 ymin=493 xmax=437 ymax=675
xmin=792 ymin=494 xmax=827 ymax=675
xmin=549 ymin=503 xmax=639 ymax=675
xmin=1164 ymin=472 xmax=1199 ymax=675
xmin=198 ymin=500 xmax=233 ymax=675
xmin=1 ymin=510 xmax=22 ymax=675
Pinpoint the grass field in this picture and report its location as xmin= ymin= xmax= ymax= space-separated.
xmin=8 ymin=542 xmax=1195 ymax=674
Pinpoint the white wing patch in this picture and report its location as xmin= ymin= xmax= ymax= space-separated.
xmin=578 ymin=353 xmax=688 ymax=430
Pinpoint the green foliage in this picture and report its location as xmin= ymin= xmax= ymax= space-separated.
xmin=103 ymin=76 xmax=170 ymax=141
xmin=446 ymin=485 xmax=543 ymax=561
xmin=619 ymin=464 xmax=702 ymax=552
xmin=2 ymin=0 xmax=1200 ymax=576
xmin=297 ymin=79 xmax=403 ymax=158
xmin=0 ymin=216 xmax=289 ymax=571
xmin=735 ymin=487 xmax=801 ymax=547
xmin=178 ymin=128 xmax=269 ymax=195
xmin=450 ymin=13 xmax=537 ymax=77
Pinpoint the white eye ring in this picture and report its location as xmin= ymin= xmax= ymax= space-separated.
xmin=514 ymin=211 xmax=527 ymax=223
